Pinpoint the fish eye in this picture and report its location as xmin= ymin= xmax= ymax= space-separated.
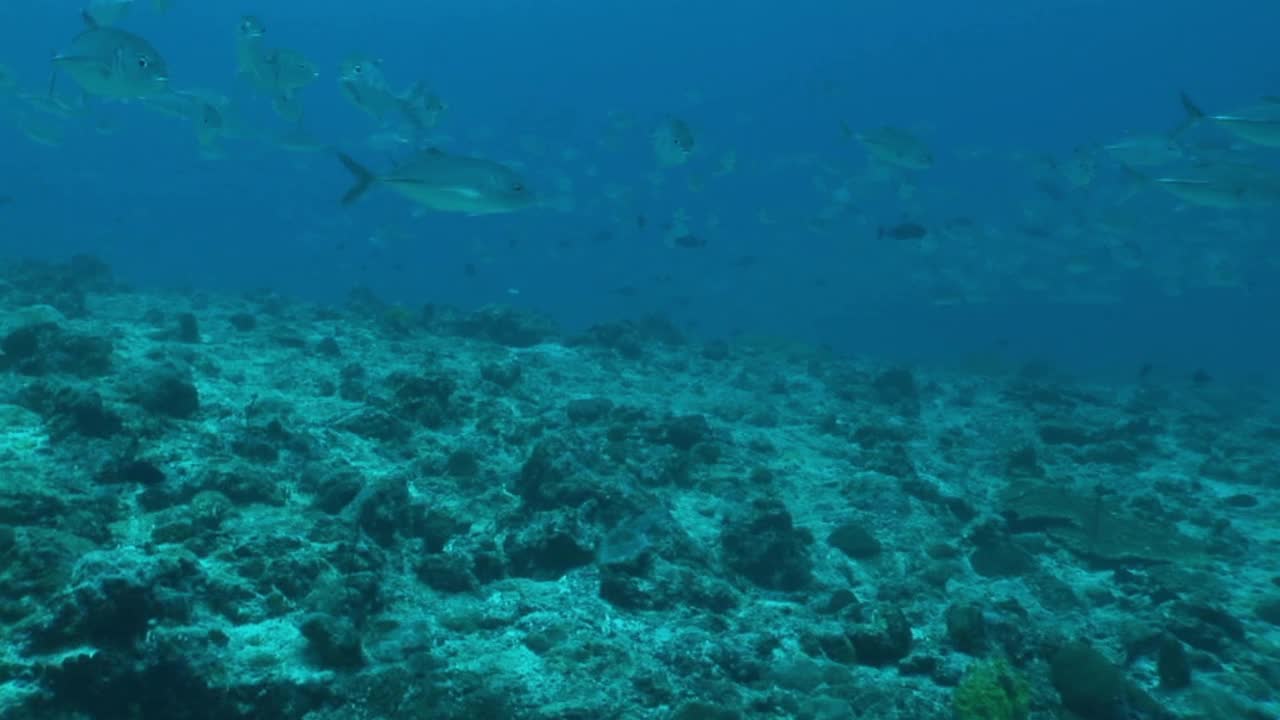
xmin=137 ymin=56 xmax=150 ymax=68
xmin=353 ymin=64 xmax=363 ymax=74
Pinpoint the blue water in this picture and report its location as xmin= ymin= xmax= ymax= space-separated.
xmin=2 ymin=0 xmax=1278 ymax=375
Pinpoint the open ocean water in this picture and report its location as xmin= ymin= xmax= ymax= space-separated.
xmin=0 ymin=1 xmax=1278 ymax=718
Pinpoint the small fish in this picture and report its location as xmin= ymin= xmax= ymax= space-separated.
xmin=670 ymin=233 xmax=706 ymax=249
xmin=1103 ymin=134 xmax=1186 ymax=168
xmin=259 ymin=48 xmax=319 ymax=119
xmin=857 ymin=126 xmax=933 ymax=170
xmin=234 ymin=15 xmax=267 ymax=76
xmin=337 ymin=148 xmax=536 ymax=215
xmin=878 ymin=222 xmax=928 ymax=241
xmin=54 ymin=12 xmax=169 ymax=98
xmin=653 ymin=117 xmax=695 ymax=167
xmin=339 ymin=55 xmax=446 ymax=131
xmin=144 ymin=89 xmax=237 ymax=154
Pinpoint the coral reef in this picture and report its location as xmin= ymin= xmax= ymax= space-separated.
xmin=0 ymin=256 xmax=1277 ymax=719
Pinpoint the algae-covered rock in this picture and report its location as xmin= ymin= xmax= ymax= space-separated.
xmin=1050 ymin=642 xmax=1170 ymax=719
xmin=1000 ymin=480 xmax=1203 ymax=566
xmin=953 ymin=658 xmax=1029 ymax=720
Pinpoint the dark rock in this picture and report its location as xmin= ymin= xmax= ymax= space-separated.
xmin=416 ymin=554 xmax=477 ymax=593
xmin=410 ymin=509 xmax=463 ymax=554
xmin=29 ymin=568 xmax=174 ymax=653
xmin=1006 ymin=445 xmax=1044 ymax=478
xmin=315 ymin=336 xmax=341 ymax=357
xmin=1 ymin=323 xmax=113 ymax=378
xmin=134 ymin=367 xmax=199 ymax=419
xmin=334 ymin=409 xmax=410 ymax=443
xmin=1169 ymin=602 xmax=1246 ymax=654
xmin=872 ymin=367 xmax=918 ymax=411
xmin=721 ymin=498 xmax=813 ymax=591
xmin=1223 ymin=493 xmax=1258 ymax=508
xmin=944 ymin=603 xmax=987 ymax=655
xmin=479 ymin=361 xmax=521 ymax=389
xmin=299 ymin=614 xmax=365 ymax=670
xmin=827 ymin=521 xmax=882 ymax=560
xmin=231 ymin=437 xmax=279 ymax=464
xmin=1 ymin=323 xmax=44 ymax=360
xmin=34 ymin=648 xmax=250 ymax=720
xmin=308 ymin=470 xmax=363 ymax=515
xmin=1039 ymin=424 xmax=1096 ymax=445
xmin=566 ymin=397 xmax=614 ymax=424
xmin=504 ymin=515 xmax=596 ymax=580
xmin=515 ymin=439 xmax=605 ymax=510
xmin=228 ymin=313 xmax=257 ymax=332
xmin=191 ymin=470 xmax=285 ymax=508
xmin=849 ymin=604 xmax=913 ymax=666
xmin=96 ymin=459 xmax=165 ymax=486
xmin=175 ymin=313 xmax=200 ymax=343
xmin=452 ymin=305 xmax=557 ymax=348
xmin=1256 ymin=596 xmax=1280 ymax=626
xmin=356 ymin=477 xmax=412 ymax=547
xmin=1050 ymin=642 xmax=1169 ymax=719
xmin=445 ymin=448 xmax=480 ymax=477
xmin=1157 ymin=635 xmax=1192 ymax=689
xmin=17 ymin=384 xmax=124 ymax=439
xmin=387 ymin=372 xmax=456 ymax=428
xmin=969 ymin=524 xmax=1037 ymax=578
xmin=663 ymin=414 xmax=712 ymax=450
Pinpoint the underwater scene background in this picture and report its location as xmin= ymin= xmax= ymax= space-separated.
xmin=0 ymin=1 xmax=1278 ymax=719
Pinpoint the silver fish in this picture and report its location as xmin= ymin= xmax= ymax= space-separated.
xmin=54 ymin=14 xmax=168 ymax=98
xmin=337 ymin=148 xmax=536 ymax=215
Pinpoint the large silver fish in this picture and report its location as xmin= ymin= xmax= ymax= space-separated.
xmin=337 ymin=148 xmax=536 ymax=215
xmin=857 ymin=126 xmax=934 ymax=170
xmin=1152 ymin=162 xmax=1280 ymax=209
xmin=53 ymin=13 xmax=168 ymax=98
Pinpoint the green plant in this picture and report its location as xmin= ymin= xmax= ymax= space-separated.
xmin=953 ymin=658 xmax=1030 ymax=720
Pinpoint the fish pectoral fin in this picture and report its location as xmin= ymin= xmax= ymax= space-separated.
xmin=444 ymin=187 xmax=483 ymax=199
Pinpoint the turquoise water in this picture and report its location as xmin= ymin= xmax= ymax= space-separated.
xmin=2 ymin=1 xmax=1278 ymax=373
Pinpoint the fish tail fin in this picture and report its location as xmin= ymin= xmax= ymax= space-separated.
xmin=1171 ymin=91 xmax=1205 ymax=136
xmin=1179 ymin=91 xmax=1205 ymax=120
xmin=337 ymin=152 xmax=376 ymax=205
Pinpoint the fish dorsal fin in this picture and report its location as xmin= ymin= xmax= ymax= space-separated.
xmin=81 ymin=10 xmax=99 ymax=29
